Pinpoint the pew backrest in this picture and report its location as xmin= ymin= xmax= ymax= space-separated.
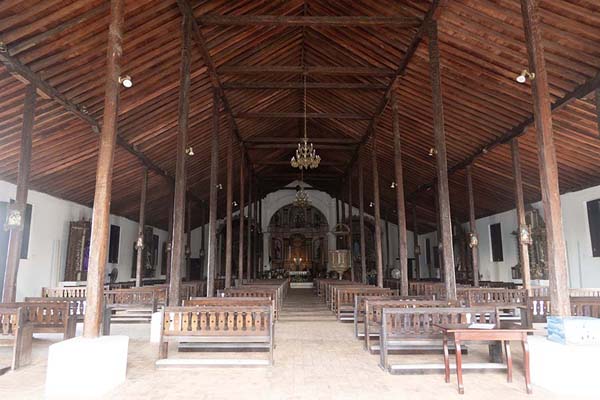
xmin=0 ymin=306 xmax=32 ymax=370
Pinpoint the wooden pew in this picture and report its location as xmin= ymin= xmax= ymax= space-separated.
xmin=25 ymin=297 xmax=111 ymax=335
xmin=353 ymin=295 xmax=434 ymax=339
xmin=326 ymin=282 xmax=366 ymax=309
xmin=156 ymin=302 xmax=274 ymax=367
xmin=224 ymin=287 xmax=281 ymax=320
xmin=379 ymin=307 xmax=499 ymax=373
xmin=42 ymin=286 xmax=87 ymax=298
xmin=363 ymin=299 xmax=457 ymax=353
xmin=335 ymin=287 xmax=397 ymax=321
xmin=103 ymin=288 xmax=164 ymax=330
xmin=0 ymin=306 xmax=33 ymax=372
xmin=529 ymin=296 xmax=600 ymax=322
xmin=463 ymin=288 xmax=528 ymax=307
xmin=9 ymin=302 xmax=76 ymax=340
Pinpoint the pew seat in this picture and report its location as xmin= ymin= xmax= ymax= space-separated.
xmin=0 ymin=306 xmax=33 ymax=373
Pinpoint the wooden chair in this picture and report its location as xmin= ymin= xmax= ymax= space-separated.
xmin=0 ymin=306 xmax=33 ymax=372
xmin=157 ymin=303 xmax=274 ymax=368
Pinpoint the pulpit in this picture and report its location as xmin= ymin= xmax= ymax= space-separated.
xmin=328 ymin=250 xmax=349 ymax=279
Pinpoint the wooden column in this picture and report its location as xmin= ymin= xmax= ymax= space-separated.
xmin=392 ymin=88 xmax=409 ymax=296
xmin=252 ymin=185 xmax=258 ymax=279
xmin=466 ymin=165 xmax=480 ymax=287
xmin=335 ymin=196 xmax=340 ymax=225
xmin=168 ymin=13 xmax=191 ymax=306
xmin=246 ymin=171 xmax=252 ymax=282
xmin=224 ymin=124 xmax=233 ymax=288
xmin=199 ymin=202 xmax=205 ymax=276
xmin=2 ymin=85 xmax=35 ymax=303
xmin=358 ymin=157 xmax=367 ymax=284
xmin=521 ymin=0 xmax=570 ymax=316
xmin=412 ymin=204 xmax=420 ymax=280
xmin=135 ymin=167 xmax=148 ymax=288
xmin=385 ymin=216 xmax=391 ymax=277
xmin=428 ymin=21 xmax=456 ymax=300
xmin=206 ymin=88 xmax=220 ymax=297
xmin=511 ymin=139 xmax=532 ymax=293
xmin=371 ymin=138 xmax=384 ymax=288
xmin=238 ymin=150 xmax=245 ymax=282
xmin=83 ymin=0 xmax=125 ymax=337
xmin=185 ymin=199 xmax=192 ymax=280
xmin=165 ymin=189 xmax=174 ymax=283
xmin=596 ymin=89 xmax=600 ymax=136
xmin=348 ymin=171 xmax=354 ymax=281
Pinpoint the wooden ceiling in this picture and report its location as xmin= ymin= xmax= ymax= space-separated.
xmin=0 ymin=0 xmax=599 ymax=232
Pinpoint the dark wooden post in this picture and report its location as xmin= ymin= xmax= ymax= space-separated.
xmin=238 ymin=150 xmax=245 ymax=283
xmin=135 ymin=167 xmax=148 ymax=287
xmin=385 ymin=216 xmax=391 ymax=278
xmin=224 ymin=125 xmax=233 ymax=288
xmin=348 ymin=171 xmax=354 ymax=281
xmin=428 ymin=21 xmax=456 ymax=300
xmin=1 ymin=85 xmax=35 ymax=303
xmin=335 ymin=195 xmax=340 ymax=226
xmin=521 ymin=0 xmax=570 ymax=316
xmin=412 ymin=204 xmax=420 ymax=280
xmin=371 ymin=137 xmax=384 ymax=288
xmin=258 ymin=193 xmax=263 ymax=277
xmin=199 ymin=202 xmax=205 ymax=277
xmin=252 ymin=184 xmax=258 ymax=279
xmin=165 ymin=188 xmax=174 ymax=283
xmin=185 ymin=198 xmax=192 ymax=280
xmin=358 ymin=156 xmax=367 ymax=284
xmin=83 ymin=0 xmax=125 ymax=338
xmin=466 ymin=165 xmax=480 ymax=287
xmin=206 ymin=88 xmax=220 ymax=297
xmin=392 ymin=88 xmax=409 ymax=296
xmin=595 ymin=89 xmax=600 ymax=136
xmin=168 ymin=13 xmax=191 ymax=306
xmin=246 ymin=171 xmax=253 ymax=282
xmin=511 ymin=139 xmax=531 ymax=293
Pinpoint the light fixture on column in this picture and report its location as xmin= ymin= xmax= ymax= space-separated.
xmin=185 ymin=146 xmax=194 ymax=156
xmin=118 ymin=75 xmax=133 ymax=88
xmin=232 ymin=201 xmax=238 ymax=207
xmin=291 ymin=76 xmax=321 ymax=170
xmin=428 ymin=147 xmax=437 ymax=157
xmin=216 ymin=183 xmax=223 ymax=190
xmin=516 ymin=69 xmax=535 ymax=84
xmin=390 ymin=181 xmax=397 ymax=189
xmin=369 ymin=201 xmax=374 ymax=208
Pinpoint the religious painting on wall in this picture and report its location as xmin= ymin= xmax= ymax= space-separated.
xmin=64 ymin=220 xmax=91 ymax=281
xmin=271 ymin=238 xmax=282 ymax=261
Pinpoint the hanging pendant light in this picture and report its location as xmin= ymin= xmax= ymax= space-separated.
xmin=294 ymin=171 xmax=311 ymax=208
xmin=291 ymin=76 xmax=321 ymax=170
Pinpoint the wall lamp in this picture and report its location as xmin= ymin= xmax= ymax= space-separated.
xmin=118 ymin=75 xmax=133 ymax=88
xmin=516 ymin=69 xmax=535 ymax=84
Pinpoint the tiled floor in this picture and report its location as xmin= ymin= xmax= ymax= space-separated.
xmin=0 ymin=289 xmax=592 ymax=399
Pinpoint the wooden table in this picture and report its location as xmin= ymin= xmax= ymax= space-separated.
xmin=435 ymin=323 xmax=533 ymax=395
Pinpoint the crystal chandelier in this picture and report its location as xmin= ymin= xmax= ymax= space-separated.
xmin=294 ymin=172 xmax=311 ymax=208
xmin=291 ymin=76 xmax=321 ymax=169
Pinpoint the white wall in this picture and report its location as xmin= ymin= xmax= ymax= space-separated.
xmin=0 ymin=180 xmax=167 ymax=300
xmin=417 ymin=184 xmax=600 ymax=288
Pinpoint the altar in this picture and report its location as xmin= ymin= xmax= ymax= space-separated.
xmin=268 ymin=204 xmax=329 ymax=278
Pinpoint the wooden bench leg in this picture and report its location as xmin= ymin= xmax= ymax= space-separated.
xmin=159 ymin=341 xmax=169 ymax=359
xmin=522 ymin=338 xmax=532 ymax=394
xmin=13 ymin=323 xmax=33 ymax=370
xmin=504 ymin=340 xmax=513 ymax=383
xmin=443 ymin=333 xmax=450 ymax=383
xmin=455 ymin=339 xmax=464 ymax=395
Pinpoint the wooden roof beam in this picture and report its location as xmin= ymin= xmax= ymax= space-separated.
xmin=408 ymin=69 xmax=600 ymax=198
xmin=246 ymin=143 xmax=356 ymax=150
xmin=218 ymin=65 xmax=396 ymax=76
xmin=197 ymin=15 xmax=422 ymax=27
xmin=0 ymin=48 xmax=205 ymax=206
xmin=234 ymin=112 xmax=371 ymax=120
xmin=244 ymin=137 xmax=359 ymax=144
xmin=175 ymin=0 xmax=244 ymax=148
xmin=345 ymin=0 xmax=448 ymax=173
xmin=223 ymin=81 xmax=387 ymax=90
